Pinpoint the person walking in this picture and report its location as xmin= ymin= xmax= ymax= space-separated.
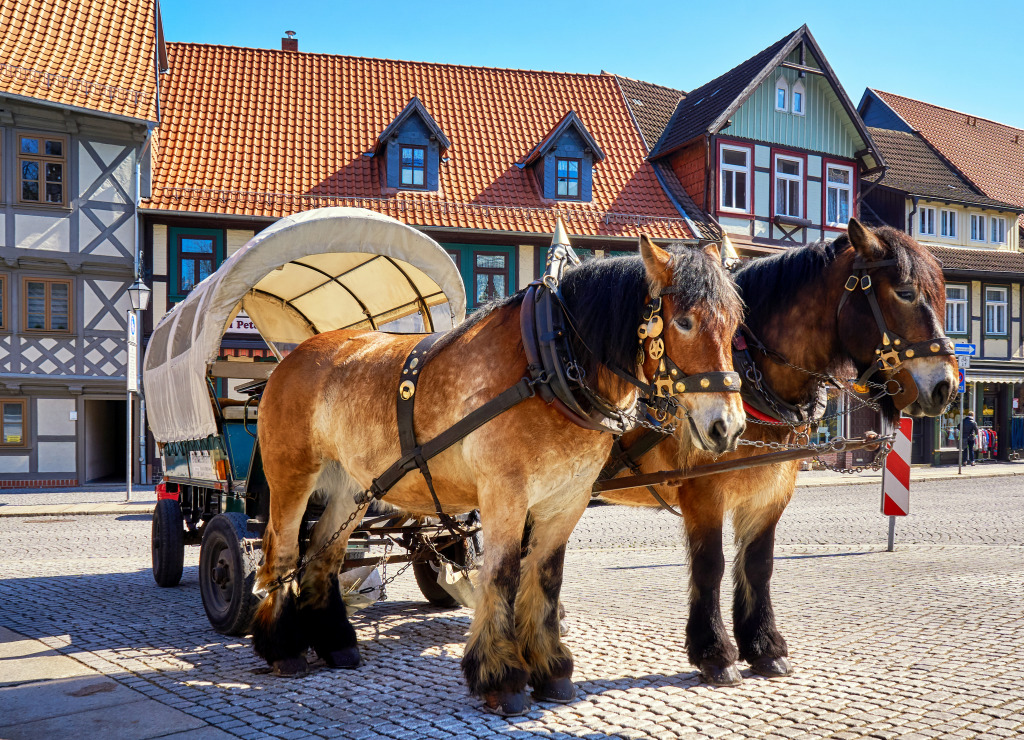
xmin=962 ymin=410 xmax=979 ymax=466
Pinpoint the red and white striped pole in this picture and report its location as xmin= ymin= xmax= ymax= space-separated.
xmin=881 ymin=416 xmax=913 ymax=551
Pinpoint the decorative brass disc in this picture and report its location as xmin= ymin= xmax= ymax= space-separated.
xmin=649 ymin=337 xmax=664 ymax=359
xmin=646 ymin=315 xmax=664 ymax=338
xmin=399 ymin=380 xmax=415 ymax=400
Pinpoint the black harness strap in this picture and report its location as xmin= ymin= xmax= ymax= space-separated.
xmin=595 ymin=430 xmax=684 ymax=518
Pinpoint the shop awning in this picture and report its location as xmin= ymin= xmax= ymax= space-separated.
xmin=964 ymin=373 xmax=1024 ymax=385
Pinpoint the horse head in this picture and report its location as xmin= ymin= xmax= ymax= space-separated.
xmin=838 ymin=219 xmax=957 ymax=421
xmin=639 ymin=236 xmax=746 ymax=454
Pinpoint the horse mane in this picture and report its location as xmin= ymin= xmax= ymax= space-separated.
xmin=559 ymin=248 xmax=741 ymax=380
xmin=733 ymin=227 xmax=919 ymax=337
xmin=428 ymin=247 xmax=741 ymax=384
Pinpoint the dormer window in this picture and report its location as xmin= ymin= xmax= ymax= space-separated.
xmin=375 ymin=97 xmax=451 ymax=193
xmin=400 ymin=145 xmax=427 ymax=188
xmin=556 ymin=158 xmax=581 ymax=199
xmin=522 ymin=111 xmax=605 ymax=203
xmin=775 ymin=77 xmax=789 ymax=112
xmin=792 ymin=80 xmax=805 ymax=116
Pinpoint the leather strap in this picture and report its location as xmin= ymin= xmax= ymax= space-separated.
xmin=397 ymin=333 xmax=445 ymax=456
xmin=595 ymin=433 xmax=684 ymax=517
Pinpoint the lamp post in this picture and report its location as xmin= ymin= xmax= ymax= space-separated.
xmin=126 ymin=278 xmax=151 ymax=502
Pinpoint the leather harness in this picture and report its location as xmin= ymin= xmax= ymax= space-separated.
xmin=369 ymin=240 xmax=741 ymax=527
xmin=594 ymin=255 xmax=956 ymax=517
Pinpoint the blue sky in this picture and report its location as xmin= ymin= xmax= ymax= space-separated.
xmin=162 ymin=0 xmax=1023 ymax=128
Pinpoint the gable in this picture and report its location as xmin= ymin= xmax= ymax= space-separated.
xmin=726 ymin=65 xmax=866 ymax=159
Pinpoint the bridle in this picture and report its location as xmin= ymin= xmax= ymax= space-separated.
xmin=523 ymin=241 xmax=741 ymax=434
xmin=837 ymin=258 xmax=954 ymax=405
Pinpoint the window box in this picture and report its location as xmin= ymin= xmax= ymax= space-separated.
xmin=773 ymin=214 xmax=812 ymax=228
xmin=23 ymin=277 xmax=72 ymax=333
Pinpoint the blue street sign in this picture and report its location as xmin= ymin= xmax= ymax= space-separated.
xmin=954 ymin=343 xmax=976 ymax=356
xmin=958 ymin=368 xmax=966 ymax=394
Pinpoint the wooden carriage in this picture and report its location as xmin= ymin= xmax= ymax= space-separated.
xmin=143 ymin=208 xmax=479 ymax=635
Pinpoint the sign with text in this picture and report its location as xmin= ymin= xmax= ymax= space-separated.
xmin=227 ymin=312 xmax=260 ymax=335
xmin=881 ymin=417 xmax=913 ymax=516
xmin=126 ymin=311 xmax=138 ymax=392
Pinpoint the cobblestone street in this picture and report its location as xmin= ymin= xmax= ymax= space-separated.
xmin=1 ymin=477 xmax=1022 ymax=739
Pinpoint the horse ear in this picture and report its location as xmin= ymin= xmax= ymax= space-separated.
xmin=701 ymin=241 xmax=722 ymax=262
xmin=639 ymin=234 xmax=673 ymax=292
xmin=847 ymin=218 xmax=884 ymax=260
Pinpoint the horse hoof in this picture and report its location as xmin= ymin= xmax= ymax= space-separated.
xmin=272 ymin=657 xmax=308 ymax=677
xmin=699 ymin=663 xmax=742 ymax=686
xmin=325 ymin=647 xmax=361 ymax=669
xmin=750 ymin=656 xmax=792 ymax=678
xmin=533 ymin=677 xmax=576 ymax=704
xmin=482 ymin=689 xmax=530 ymax=716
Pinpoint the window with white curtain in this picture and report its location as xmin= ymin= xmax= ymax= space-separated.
xmin=985 ymin=286 xmax=1007 ymax=335
xmin=970 ymin=214 xmax=986 ymax=241
xmin=774 ymin=155 xmax=802 ymax=218
xmin=918 ymin=206 xmax=936 ymax=236
xmin=826 ymin=165 xmax=853 ymax=226
xmin=940 ymin=209 xmax=957 ymax=238
xmin=720 ymin=145 xmax=750 ymax=212
xmin=990 ymin=217 xmax=1007 ymax=244
xmin=945 ymin=284 xmax=968 ymax=335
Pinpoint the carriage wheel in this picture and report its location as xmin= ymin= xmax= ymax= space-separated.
xmin=152 ymin=499 xmax=185 ymax=587
xmin=199 ymin=512 xmax=261 ymax=636
xmin=412 ymin=529 xmax=481 ymax=608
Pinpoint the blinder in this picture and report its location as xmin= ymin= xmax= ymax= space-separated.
xmin=838 ymin=258 xmax=954 ymax=406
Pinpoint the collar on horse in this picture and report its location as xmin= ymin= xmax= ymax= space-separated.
xmin=837 ymin=258 xmax=954 ymax=407
xmin=731 ymin=329 xmax=828 ymax=425
xmin=521 ymin=241 xmax=740 ymax=434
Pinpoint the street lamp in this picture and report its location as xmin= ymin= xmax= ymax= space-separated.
xmin=128 ymin=278 xmax=152 ymax=312
xmin=126 ymin=278 xmax=151 ymax=502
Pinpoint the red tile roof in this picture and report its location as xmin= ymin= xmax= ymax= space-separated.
xmin=147 ymin=44 xmax=694 ymax=240
xmin=0 ymin=0 xmax=161 ymax=123
xmin=872 ymin=90 xmax=1024 ymax=226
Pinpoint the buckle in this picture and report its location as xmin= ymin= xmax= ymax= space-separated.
xmin=860 ymin=275 xmax=872 ymax=290
xmin=844 ymin=276 xmax=858 ymax=291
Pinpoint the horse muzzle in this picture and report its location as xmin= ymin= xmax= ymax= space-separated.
xmin=898 ymin=356 xmax=958 ymax=417
xmin=685 ymin=397 xmax=746 ymax=454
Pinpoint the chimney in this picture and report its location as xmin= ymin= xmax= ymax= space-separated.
xmin=282 ymin=30 xmax=298 ymax=52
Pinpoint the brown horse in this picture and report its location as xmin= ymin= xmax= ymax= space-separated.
xmin=600 ymin=220 xmax=957 ymax=685
xmin=251 ymin=235 xmax=745 ymax=713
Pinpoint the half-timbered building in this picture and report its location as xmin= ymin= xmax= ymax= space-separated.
xmin=0 ymin=0 xmax=163 ymax=487
xmin=860 ymin=90 xmax=1024 ymax=462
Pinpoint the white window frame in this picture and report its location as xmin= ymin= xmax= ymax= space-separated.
xmin=775 ymin=77 xmax=789 ymax=112
xmin=792 ymin=79 xmax=806 ymax=116
xmin=825 ymin=164 xmax=853 ymax=227
xmin=774 ymin=154 xmax=803 ymax=218
xmin=719 ymin=144 xmax=751 ymax=214
xmin=940 ymin=209 xmax=957 ymax=238
xmin=970 ymin=213 xmax=986 ymax=242
xmin=918 ymin=206 xmax=936 ymax=236
xmin=985 ymin=286 xmax=1008 ymax=335
xmin=990 ymin=216 xmax=1007 ymax=244
xmin=945 ymin=284 xmax=968 ymax=335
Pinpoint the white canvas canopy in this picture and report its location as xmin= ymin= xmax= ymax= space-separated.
xmin=143 ymin=208 xmax=467 ymax=443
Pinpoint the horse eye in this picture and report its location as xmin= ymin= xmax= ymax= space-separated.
xmin=895 ymin=287 xmax=917 ymax=302
xmin=674 ymin=315 xmax=694 ymax=332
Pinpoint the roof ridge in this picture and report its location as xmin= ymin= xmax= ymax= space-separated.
xmin=165 ymin=41 xmax=616 ymax=80
xmin=872 ymin=88 xmax=1024 ymax=134
xmin=607 ymin=72 xmax=685 ymax=96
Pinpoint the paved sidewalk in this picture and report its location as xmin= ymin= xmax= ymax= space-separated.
xmin=0 ymin=462 xmax=1021 ymax=517
xmin=0 ymin=626 xmax=233 ymax=739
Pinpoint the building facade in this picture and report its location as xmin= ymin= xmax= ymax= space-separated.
xmin=860 ymin=91 xmax=1024 ymax=462
xmin=0 ymin=0 xmax=162 ymax=486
